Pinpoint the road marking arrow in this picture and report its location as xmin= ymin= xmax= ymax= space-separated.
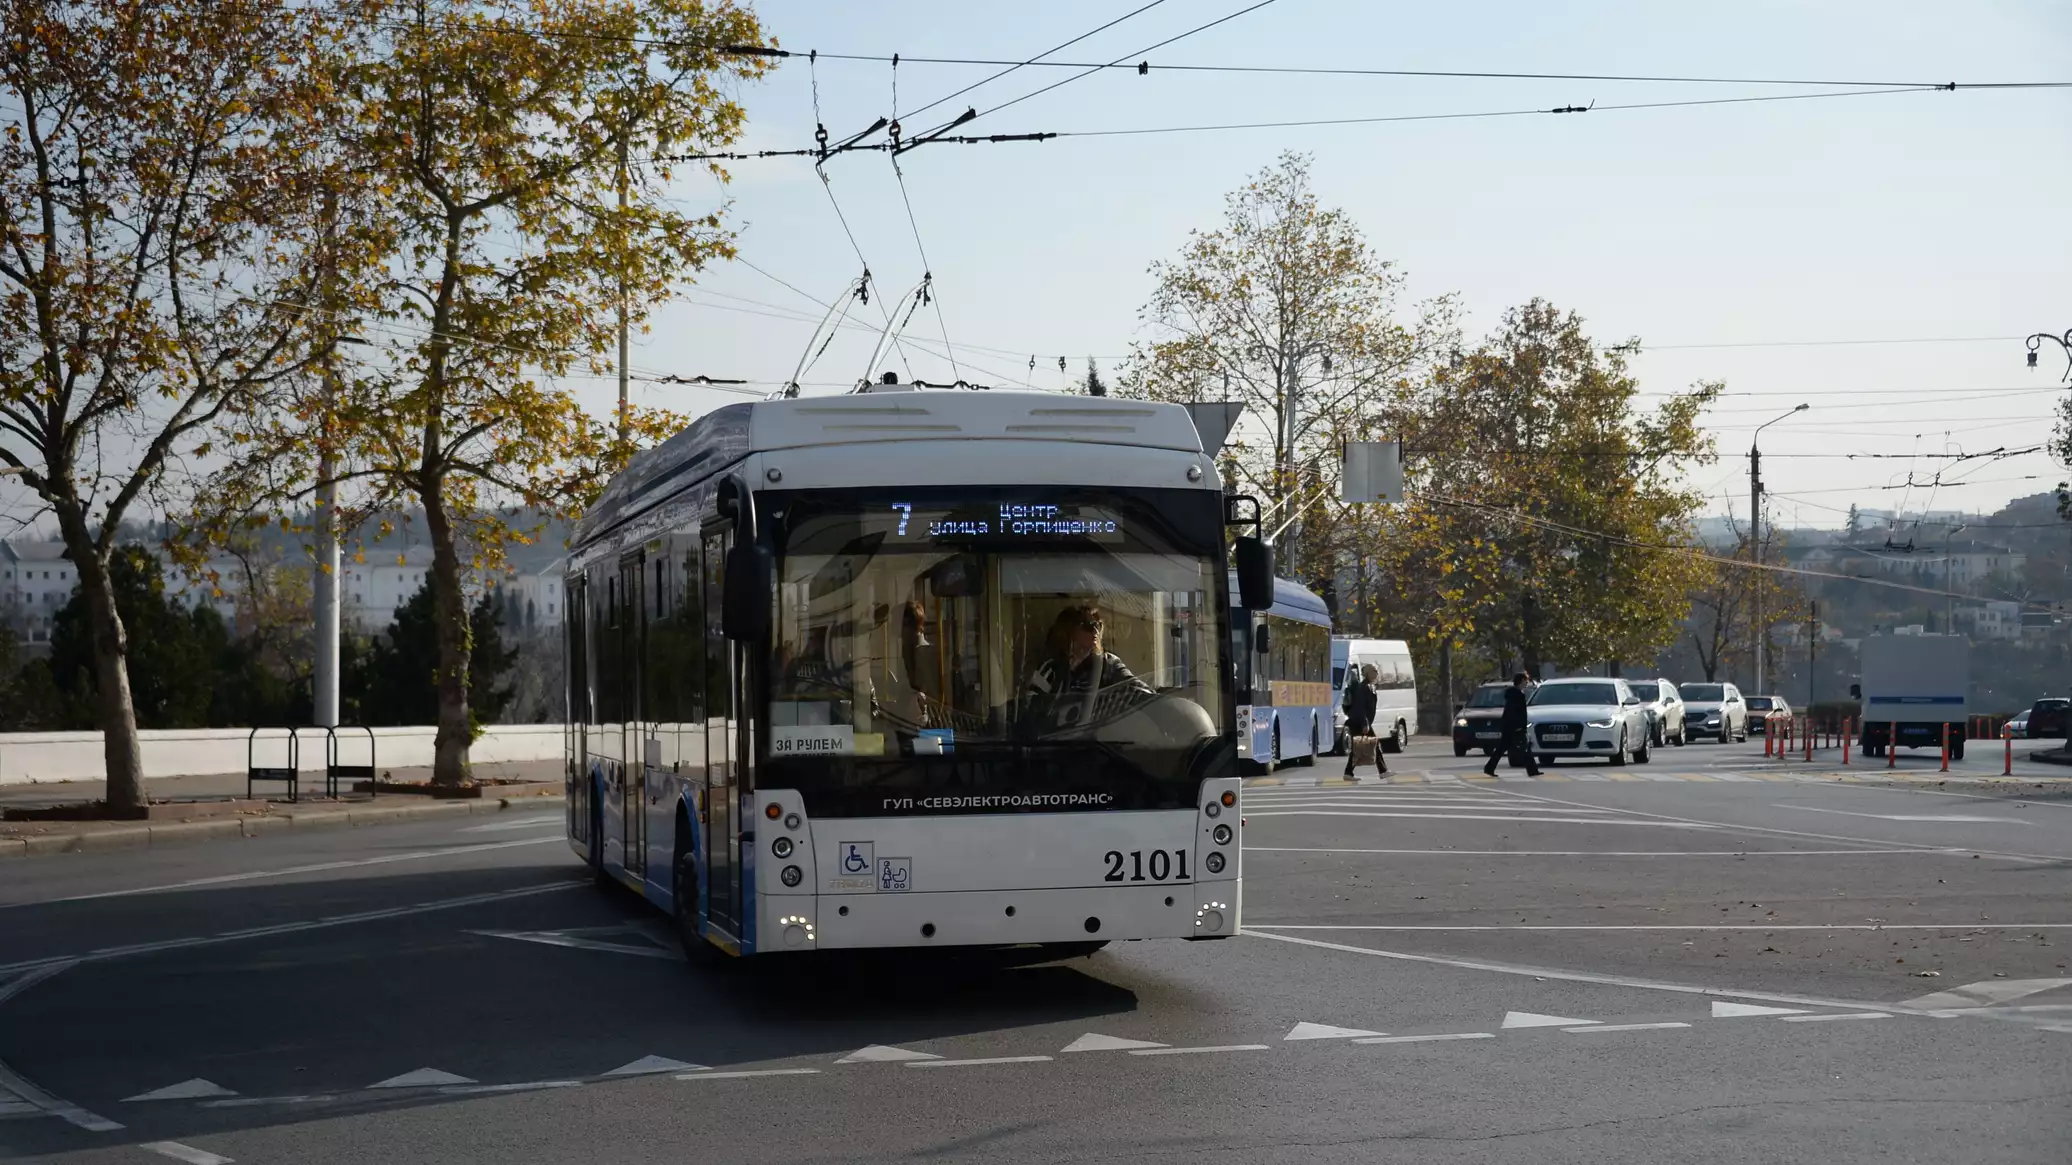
xmin=834 ymin=1045 xmax=940 ymax=1064
xmin=1902 ymin=977 xmax=2072 ymax=1010
xmin=1060 ymin=1033 xmax=1167 ymax=1053
xmin=1711 ymin=1002 xmax=1808 ymax=1018
xmin=123 ymin=1079 xmax=236 ymax=1102
xmin=1283 ymin=1022 xmax=1384 ymax=1040
xmin=368 ymin=1068 xmax=475 ymax=1089
xmin=604 ymin=1056 xmax=704 ymax=1077
xmin=1502 ymin=1011 xmax=1598 ymax=1029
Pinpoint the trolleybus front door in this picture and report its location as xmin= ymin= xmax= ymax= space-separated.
xmin=617 ymin=554 xmax=646 ymax=879
xmin=701 ymin=528 xmax=740 ymax=938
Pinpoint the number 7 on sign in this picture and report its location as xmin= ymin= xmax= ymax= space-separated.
xmin=892 ymin=502 xmax=911 ymax=535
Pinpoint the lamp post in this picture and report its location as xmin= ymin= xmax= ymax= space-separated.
xmin=2027 ymin=329 xmax=2072 ymax=381
xmin=1751 ymin=403 xmax=1808 ymax=696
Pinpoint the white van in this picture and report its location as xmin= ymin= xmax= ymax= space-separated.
xmin=1330 ymin=638 xmax=1418 ymax=754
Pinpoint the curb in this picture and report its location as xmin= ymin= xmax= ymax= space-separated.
xmin=0 ymin=793 xmax=565 ymax=860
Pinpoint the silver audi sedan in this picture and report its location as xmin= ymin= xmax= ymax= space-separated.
xmin=1525 ymin=677 xmax=1653 ymax=765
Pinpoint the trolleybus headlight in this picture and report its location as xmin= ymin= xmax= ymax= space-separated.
xmin=783 ymin=812 xmax=803 ymax=831
xmin=780 ymin=865 xmax=803 ymax=887
xmin=1220 ymin=791 xmax=1236 ymax=808
xmin=1204 ymin=801 xmax=1221 ymax=819
xmin=1205 ymin=852 xmax=1226 ymax=874
xmin=772 ymin=837 xmax=794 ymax=858
xmin=1212 ymin=824 xmax=1233 ymax=846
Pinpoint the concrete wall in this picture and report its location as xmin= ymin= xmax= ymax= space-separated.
xmin=0 ymin=724 xmax=569 ymax=784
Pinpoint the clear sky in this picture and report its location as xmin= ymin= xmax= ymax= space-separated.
xmin=601 ymin=0 xmax=2071 ymax=530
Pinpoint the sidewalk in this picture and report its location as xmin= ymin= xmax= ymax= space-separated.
xmin=0 ymin=759 xmax=565 ymax=860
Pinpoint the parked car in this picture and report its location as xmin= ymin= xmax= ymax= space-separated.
xmin=1526 ymin=677 xmax=1652 ymax=766
xmin=1745 ymin=695 xmax=1792 ymax=735
xmin=1678 ymin=682 xmax=1749 ymax=743
xmin=2027 ymin=697 xmax=2071 ymax=739
xmin=1451 ymin=681 xmax=1513 ymax=757
xmin=1625 ymin=678 xmax=1687 ymax=747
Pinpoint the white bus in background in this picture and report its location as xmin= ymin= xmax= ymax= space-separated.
xmin=564 ymin=385 xmax=1267 ymax=960
xmin=1329 ymin=638 xmax=1418 ymax=754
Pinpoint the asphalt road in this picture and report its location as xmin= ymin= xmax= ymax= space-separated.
xmin=3 ymin=739 xmax=2068 ymax=1164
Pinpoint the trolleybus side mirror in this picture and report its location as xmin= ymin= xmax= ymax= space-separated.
xmin=1254 ymin=623 xmax=1271 ymax=655
xmin=722 ymin=544 xmax=772 ymax=641
xmin=1849 ymin=683 xmax=1861 ymax=699
xmin=1234 ymin=535 xmax=1274 ymax=610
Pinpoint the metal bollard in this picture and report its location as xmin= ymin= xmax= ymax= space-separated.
xmin=1804 ymin=717 xmax=1812 ymax=762
xmin=1842 ymin=720 xmax=1851 ymax=765
xmin=1940 ymin=723 xmax=1950 ymax=773
xmin=1888 ymin=722 xmax=1897 ymax=768
xmin=2005 ymin=728 xmax=2013 ymax=776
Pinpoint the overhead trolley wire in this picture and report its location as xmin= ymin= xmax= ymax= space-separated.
xmin=892 ymin=0 xmax=1172 ymax=125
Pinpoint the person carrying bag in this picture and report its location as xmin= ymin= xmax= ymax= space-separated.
xmin=1343 ymin=663 xmax=1386 ymax=780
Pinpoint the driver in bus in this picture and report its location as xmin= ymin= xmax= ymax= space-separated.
xmin=1023 ymin=605 xmax=1150 ymax=729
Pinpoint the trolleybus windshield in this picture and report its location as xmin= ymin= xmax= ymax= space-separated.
xmin=765 ymin=491 xmax=1230 ymax=816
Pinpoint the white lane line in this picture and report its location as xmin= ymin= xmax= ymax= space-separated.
xmin=1563 ymin=1022 xmax=1691 ymax=1033
xmin=1243 ymin=847 xmax=1943 ymax=857
xmin=439 ymin=1081 xmax=582 ymax=1094
xmin=1242 ymin=811 xmax=1714 ymax=827
xmin=140 ymin=1141 xmax=233 ymax=1164
xmin=1241 ymin=798 xmax=1587 ymax=810
xmin=1246 ymin=923 xmax=2072 ymax=931
xmin=1633 ymin=772 xmax=1687 ymax=782
xmin=0 ymin=836 xmax=564 ymax=910
xmin=1779 ymin=1012 xmax=1892 ymax=1023
xmin=1128 ymin=1045 xmax=1271 ymax=1057
xmin=0 ymin=881 xmax=581 ymax=978
xmin=1243 ymin=929 xmax=1898 ymax=1013
xmin=1558 ymin=771 xmax=1610 ymax=781
xmin=197 ymin=1096 xmax=332 ymax=1108
xmin=0 ymin=970 xmax=122 ymax=1133
xmin=459 ymin=816 xmax=565 ymax=833
xmin=1468 ymin=785 xmax=2065 ymax=864
xmin=905 ymin=1056 xmax=1053 ymax=1068
xmin=1352 ymin=1033 xmax=1494 ymax=1044
xmin=0 ymin=960 xmax=73 ymax=1006
xmin=675 ymin=1069 xmax=820 ymax=1081
xmin=1705 ymin=772 xmax=1757 ymax=782
xmin=1777 ymin=805 xmax=2031 ymax=825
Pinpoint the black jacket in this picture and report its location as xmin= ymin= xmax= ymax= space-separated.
xmin=1501 ymin=685 xmax=1530 ymax=732
xmin=1342 ymin=678 xmax=1379 ymax=730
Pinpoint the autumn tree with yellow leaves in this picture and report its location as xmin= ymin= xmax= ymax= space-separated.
xmin=1355 ymin=303 xmax=1720 ymax=687
xmin=1 ymin=0 xmax=353 ymax=811
xmin=191 ymin=0 xmax=771 ymax=785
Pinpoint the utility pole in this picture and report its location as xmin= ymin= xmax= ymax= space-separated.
xmin=615 ymin=131 xmax=630 ymax=450
xmin=1807 ymin=599 xmax=1818 ymax=713
xmin=312 ymin=189 xmax=341 ymax=731
xmin=1750 ymin=404 xmax=1808 ymax=694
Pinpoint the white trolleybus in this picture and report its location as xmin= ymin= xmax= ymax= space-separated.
xmin=563 ymin=385 xmax=1276 ymax=959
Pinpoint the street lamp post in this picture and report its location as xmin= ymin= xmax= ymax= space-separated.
xmin=1751 ymin=403 xmax=1808 ymax=696
xmin=2027 ymin=329 xmax=2072 ymax=381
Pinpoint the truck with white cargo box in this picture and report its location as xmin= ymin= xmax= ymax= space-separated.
xmin=1853 ymin=633 xmax=1970 ymax=759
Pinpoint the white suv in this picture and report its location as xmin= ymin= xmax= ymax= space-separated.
xmin=1526 ymin=677 xmax=1653 ymax=766
xmin=1678 ymin=682 xmax=1749 ymax=743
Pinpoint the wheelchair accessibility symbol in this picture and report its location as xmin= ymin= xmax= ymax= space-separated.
xmin=839 ymin=842 xmax=874 ymax=876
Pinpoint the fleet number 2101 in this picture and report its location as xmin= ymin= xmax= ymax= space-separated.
xmin=1103 ymin=849 xmax=1190 ymax=882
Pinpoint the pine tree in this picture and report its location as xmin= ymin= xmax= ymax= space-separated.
xmin=1084 ymin=357 xmax=1108 ymax=397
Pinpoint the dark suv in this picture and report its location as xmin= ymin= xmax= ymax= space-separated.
xmin=2027 ymin=698 xmax=2070 ymax=739
xmin=1451 ymin=682 xmax=1511 ymax=757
